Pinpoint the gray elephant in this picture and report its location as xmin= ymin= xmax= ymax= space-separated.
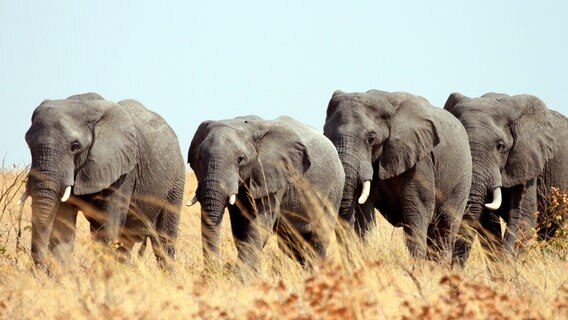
xmin=188 ymin=116 xmax=344 ymax=273
xmin=444 ymin=92 xmax=568 ymax=265
xmin=324 ymin=90 xmax=472 ymax=261
xmin=23 ymin=92 xmax=185 ymax=269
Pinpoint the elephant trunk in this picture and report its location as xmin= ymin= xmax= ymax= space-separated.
xmin=334 ymin=137 xmax=373 ymax=224
xmin=200 ymin=190 xmax=226 ymax=272
xmin=30 ymin=192 xmax=59 ymax=265
xmin=469 ymin=148 xmax=503 ymax=213
xmin=197 ymin=159 xmax=238 ymax=271
xmin=27 ymin=145 xmax=74 ymax=266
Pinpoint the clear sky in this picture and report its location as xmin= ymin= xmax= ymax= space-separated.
xmin=1 ymin=1 xmax=567 ymax=165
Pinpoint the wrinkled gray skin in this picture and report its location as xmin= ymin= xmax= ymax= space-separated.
xmin=324 ymin=90 xmax=472 ymax=262
xmin=189 ymin=116 xmax=344 ymax=273
xmin=25 ymin=93 xmax=185 ymax=269
xmin=445 ymin=92 xmax=568 ymax=265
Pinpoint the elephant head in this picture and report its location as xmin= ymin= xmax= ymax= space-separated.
xmin=188 ymin=116 xmax=311 ymax=268
xmin=24 ymin=93 xmax=138 ymax=265
xmin=324 ymin=90 xmax=439 ymax=224
xmin=444 ymin=92 xmax=557 ymax=218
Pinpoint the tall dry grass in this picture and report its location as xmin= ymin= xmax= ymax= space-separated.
xmin=0 ymin=166 xmax=567 ymax=319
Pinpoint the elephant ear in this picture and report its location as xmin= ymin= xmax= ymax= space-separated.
xmin=66 ymin=92 xmax=105 ymax=101
xmin=74 ymin=102 xmax=138 ymax=195
xmin=326 ymin=89 xmax=346 ymax=119
xmin=443 ymin=92 xmax=468 ymax=114
xmin=502 ymin=95 xmax=558 ymax=187
xmin=188 ymin=121 xmax=213 ymax=180
xmin=378 ymin=102 xmax=440 ymax=180
xmin=249 ymin=124 xmax=311 ymax=199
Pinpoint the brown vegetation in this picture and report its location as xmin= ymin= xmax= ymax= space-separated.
xmin=0 ymin=166 xmax=567 ymax=319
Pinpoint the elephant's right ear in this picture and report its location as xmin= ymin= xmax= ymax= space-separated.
xmin=443 ymin=92 xmax=468 ymax=114
xmin=188 ymin=121 xmax=214 ymax=180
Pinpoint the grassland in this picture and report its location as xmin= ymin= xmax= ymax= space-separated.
xmin=0 ymin=167 xmax=567 ymax=319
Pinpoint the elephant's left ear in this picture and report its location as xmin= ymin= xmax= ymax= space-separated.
xmin=378 ymin=103 xmax=440 ymax=180
xmin=74 ymin=102 xmax=138 ymax=195
xmin=249 ymin=124 xmax=311 ymax=199
xmin=502 ymin=95 xmax=558 ymax=187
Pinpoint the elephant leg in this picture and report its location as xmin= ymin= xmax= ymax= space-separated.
xmin=229 ymin=195 xmax=277 ymax=275
xmin=49 ymin=202 xmax=79 ymax=265
xmin=452 ymin=209 xmax=479 ymax=267
xmin=400 ymin=165 xmax=435 ymax=259
xmin=430 ymin=181 xmax=469 ymax=264
xmin=503 ymin=179 xmax=538 ymax=256
xmin=85 ymin=182 xmax=134 ymax=262
xmin=354 ymin=200 xmax=376 ymax=238
xmin=478 ymin=209 xmax=504 ymax=261
xmin=276 ymin=224 xmax=304 ymax=265
xmin=152 ymin=180 xmax=183 ymax=269
xmin=278 ymin=219 xmax=332 ymax=267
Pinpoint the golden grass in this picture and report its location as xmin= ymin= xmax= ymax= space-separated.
xmin=0 ymin=169 xmax=567 ymax=319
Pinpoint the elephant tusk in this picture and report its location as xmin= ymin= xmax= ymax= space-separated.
xmin=358 ymin=180 xmax=371 ymax=204
xmin=17 ymin=191 xmax=29 ymax=206
xmin=187 ymin=195 xmax=198 ymax=207
xmin=229 ymin=194 xmax=237 ymax=206
xmin=485 ymin=187 xmax=502 ymax=210
xmin=61 ymin=186 xmax=72 ymax=202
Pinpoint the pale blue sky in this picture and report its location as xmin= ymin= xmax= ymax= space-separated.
xmin=1 ymin=1 xmax=567 ymax=165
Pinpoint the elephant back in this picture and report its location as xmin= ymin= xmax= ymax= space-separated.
xmin=118 ymin=99 xmax=185 ymax=175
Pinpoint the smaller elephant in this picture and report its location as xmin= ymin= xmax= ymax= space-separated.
xmin=188 ymin=116 xmax=345 ymax=274
xmin=445 ymin=92 xmax=568 ymax=265
xmin=324 ymin=90 xmax=472 ymax=262
xmin=23 ymin=93 xmax=185 ymax=269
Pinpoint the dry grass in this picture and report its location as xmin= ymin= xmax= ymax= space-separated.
xmin=1 ymin=167 xmax=567 ymax=319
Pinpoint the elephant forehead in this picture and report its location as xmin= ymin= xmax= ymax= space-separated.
xmin=455 ymin=98 xmax=517 ymax=121
xmin=333 ymin=94 xmax=394 ymax=118
xmin=203 ymin=126 xmax=250 ymax=150
xmin=460 ymin=117 xmax=512 ymax=145
xmin=210 ymin=119 xmax=252 ymax=130
xmin=34 ymin=100 xmax=111 ymax=121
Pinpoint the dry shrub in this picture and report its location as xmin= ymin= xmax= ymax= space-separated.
xmin=0 ymin=166 xmax=568 ymax=319
xmin=401 ymin=274 xmax=544 ymax=320
xmin=530 ymin=186 xmax=568 ymax=259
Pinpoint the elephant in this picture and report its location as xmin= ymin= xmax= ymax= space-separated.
xmin=324 ymin=90 xmax=472 ymax=262
xmin=23 ymin=92 xmax=185 ymax=269
xmin=188 ymin=115 xmax=345 ymax=274
xmin=444 ymin=92 xmax=568 ymax=265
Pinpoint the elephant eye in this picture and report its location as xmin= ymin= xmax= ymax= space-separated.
xmin=70 ymin=141 xmax=82 ymax=153
xmin=367 ymin=133 xmax=377 ymax=145
xmin=237 ymin=155 xmax=246 ymax=166
xmin=496 ymin=141 xmax=507 ymax=153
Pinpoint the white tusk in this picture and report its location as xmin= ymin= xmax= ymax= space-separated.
xmin=61 ymin=186 xmax=72 ymax=202
xmin=358 ymin=180 xmax=371 ymax=204
xmin=485 ymin=187 xmax=502 ymax=210
xmin=187 ymin=195 xmax=198 ymax=207
xmin=17 ymin=191 xmax=29 ymax=206
xmin=229 ymin=194 xmax=237 ymax=205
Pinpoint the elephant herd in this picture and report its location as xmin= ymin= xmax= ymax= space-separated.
xmin=21 ymin=89 xmax=568 ymax=274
